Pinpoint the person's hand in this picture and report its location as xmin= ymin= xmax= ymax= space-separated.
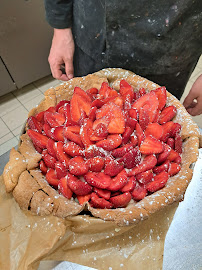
xmin=183 ymin=74 xmax=202 ymax=116
xmin=48 ymin=28 xmax=75 ymax=81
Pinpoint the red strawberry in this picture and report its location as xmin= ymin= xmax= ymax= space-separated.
xmin=167 ymin=149 xmax=180 ymax=162
xmin=175 ymin=134 xmax=182 ymax=154
xmin=104 ymin=156 xmax=124 ymax=176
xmin=151 ymin=86 xmax=167 ymax=110
xmin=46 ymin=169 xmax=59 ymax=188
xmin=27 ymin=116 xmax=43 ymax=133
xmin=167 ymin=138 xmax=175 ymax=149
xmin=108 ymin=117 xmax=125 ymax=134
xmin=94 ymin=187 xmax=111 ymax=200
xmin=120 ymin=176 xmax=136 ymax=192
xmin=42 ymin=150 xmax=56 ymax=169
xmin=88 ymin=106 xmax=97 ymax=121
xmin=174 ymin=156 xmax=182 ymax=164
xmin=120 ymin=79 xmax=134 ymax=103
xmin=168 ymin=163 xmax=181 ymax=176
xmin=161 ymin=122 xmax=174 ymax=142
xmin=171 ymin=123 xmax=181 ymax=137
xmin=96 ymin=134 xmax=122 ymax=151
xmin=136 ymin=170 xmax=153 ymax=185
xmin=108 ymin=169 xmax=128 ymax=191
xmin=43 ymin=123 xmax=55 ymax=140
xmin=139 ymin=136 xmax=164 ymax=155
xmin=136 ymin=122 xmax=145 ymax=147
xmin=44 ymin=111 xmax=65 ymax=127
xmin=152 ymin=109 xmax=160 ymax=123
xmin=63 ymin=142 xmax=84 ymax=157
xmin=120 ymin=147 xmax=141 ymax=169
xmin=129 ymin=155 xmax=157 ymax=176
xmin=77 ymin=194 xmax=91 ymax=205
xmin=130 ymin=134 xmax=138 ymax=147
xmin=157 ymin=143 xmax=172 ymax=164
xmin=67 ymin=173 xmax=92 ymax=196
xmin=52 ymin=126 xmax=64 ymax=142
xmin=99 ymin=82 xmax=118 ymax=99
xmin=87 ymin=156 xmax=105 ymax=172
xmin=46 ymin=138 xmax=56 ymax=158
xmin=55 ymin=161 xmax=67 ymax=179
xmin=145 ymin=123 xmax=163 ymax=140
xmin=63 ymin=126 xmax=83 ymax=147
xmin=84 ymin=172 xmax=111 ymax=189
xmin=68 ymin=156 xmax=89 ymax=176
xmin=109 ymin=192 xmax=132 ymax=208
xmin=58 ymin=177 xmax=73 ymax=199
xmin=112 ymin=96 xmax=124 ymax=108
xmin=111 ymin=144 xmax=133 ymax=158
xmin=132 ymin=91 xmax=159 ymax=122
xmin=35 ymin=111 xmax=45 ymax=124
xmin=122 ymin=126 xmax=133 ymax=144
xmin=87 ymin=87 xmax=98 ymax=97
xmin=84 ymin=145 xmax=106 ymax=159
xmin=139 ymin=104 xmax=150 ymax=131
xmin=125 ymin=117 xmax=137 ymax=131
xmin=80 ymin=118 xmax=93 ymax=147
xmin=91 ymin=192 xmax=113 ymax=209
xmin=129 ymin=108 xmax=138 ymax=119
xmin=32 ymin=142 xmax=43 ymax=153
xmin=93 ymin=116 xmax=110 ymax=131
xmin=159 ymin=105 xmax=177 ymax=125
xmin=94 ymin=122 xmax=108 ymax=138
xmin=55 ymin=100 xmax=69 ymax=111
xmin=131 ymin=184 xmax=147 ymax=201
xmin=146 ymin=171 xmax=169 ymax=192
xmin=153 ymin=160 xmax=170 ymax=174
xmin=27 ymin=129 xmax=49 ymax=149
xmin=78 ymin=110 xmax=87 ymax=126
xmin=91 ymin=99 xmax=104 ymax=108
xmin=53 ymin=141 xmax=70 ymax=168
xmin=39 ymin=160 xmax=48 ymax=175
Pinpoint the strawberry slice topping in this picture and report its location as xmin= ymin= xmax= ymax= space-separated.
xmin=109 ymin=192 xmax=132 ymax=208
xmin=27 ymin=129 xmax=49 ymax=149
xmin=91 ymin=192 xmax=113 ymax=209
xmin=67 ymin=173 xmax=92 ymax=196
xmin=139 ymin=136 xmax=164 ymax=155
xmin=84 ymin=172 xmax=111 ymax=189
xmin=146 ymin=171 xmax=169 ymax=192
xmin=58 ymin=177 xmax=73 ymax=199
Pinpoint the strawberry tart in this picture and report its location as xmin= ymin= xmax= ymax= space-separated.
xmin=3 ymin=68 xmax=200 ymax=225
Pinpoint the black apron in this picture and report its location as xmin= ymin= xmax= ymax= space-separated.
xmin=72 ymin=0 xmax=202 ymax=99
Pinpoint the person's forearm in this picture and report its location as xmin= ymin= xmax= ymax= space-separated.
xmin=44 ymin=0 xmax=73 ymax=29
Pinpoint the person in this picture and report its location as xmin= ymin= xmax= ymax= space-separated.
xmin=44 ymin=0 xmax=202 ymax=116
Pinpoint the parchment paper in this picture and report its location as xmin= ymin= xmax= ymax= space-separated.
xmin=0 ymin=173 xmax=179 ymax=270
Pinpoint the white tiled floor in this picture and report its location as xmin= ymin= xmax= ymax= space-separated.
xmin=0 ymin=57 xmax=202 ymax=157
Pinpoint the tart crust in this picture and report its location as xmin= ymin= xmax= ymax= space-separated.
xmin=3 ymin=69 xmax=200 ymax=225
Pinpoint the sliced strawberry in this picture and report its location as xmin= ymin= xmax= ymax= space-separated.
xmin=139 ymin=104 xmax=150 ymax=131
xmin=46 ymin=106 xmax=56 ymax=113
xmin=153 ymin=160 xmax=170 ymax=174
xmin=55 ymin=100 xmax=69 ymax=111
xmin=87 ymin=156 xmax=105 ymax=172
xmin=152 ymin=109 xmax=160 ymax=123
xmin=131 ymin=184 xmax=147 ymax=201
xmin=159 ymin=105 xmax=177 ymax=125
xmin=161 ymin=122 xmax=174 ymax=142
xmin=130 ymin=134 xmax=138 ymax=147
xmin=91 ymin=99 xmax=104 ymax=108
xmin=91 ymin=192 xmax=113 ymax=209
xmin=120 ymin=176 xmax=136 ymax=192
xmin=99 ymin=82 xmax=118 ymax=99
xmin=146 ymin=171 xmax=169 ymax=192
xmin=174 ymin=156 xmax=182 ymax=164
xmin=63 ymin=142 xmax=83 ymax=157
xmin=108 ymin=169 xmax=128 ymax=191
xmin=78 ymin=110 xmax=87 ymax=126
xmin=96 ymin=134 xmax=122 ymax=151
xmin=168 ymin=163 xmax=181 ymax=176
xmin=68 ymin=156 xmax=89 ymax=176
xmin=120 ymin=147 xmax=141 ymax=169
xmin=111 ymin=143 xmax=133 ymax=158
xmin=136 ymin=170 xmax=154 ymax=185
xmin=58 ymin=177 xmax=73 ymax=199
xmin=54 ymin=141 xmax=70 ymax=168
xmin=80 ymin=118 xmax=93 ymax=147
xmin=84 ymin=145 xmax=106 ymax=159
xmin=88 ymin=106 xmax=97 ymax=121
xmin=67 ymin=173 xmax=92 ymax=196
xmin=135 ymin=122 xmax=145 ymax=147
xmin=171 ymin=123 xmax=181 ymax=137
xmin=104 ymin=156 xmax=124 ymax=176
xmin=132 ymin=91 xmax=159 ymax=122
xmin=84 ymin=172 xmax=111 ymax=189
xmin=145 ymin=123 xmax=163 ymax=140
xmin=139 ymin=88 xmax=146 ymax=96
xmin=74 ymin=86 xmax=92 ymax=102
xmin=55 ymin=161 xmax=67 ymax=179
xmin=27 ymin=129 xmax=49 ymax=149
xmin=35 ymin=111 xmax=45 ymax=124
xmin=167 ymin=138 xmax=175 ymax=149
xmin=157 ymin=143 xmax=172 ymax=164
xmin=122 ymin=126 xmax=133 ymax=144
xmin=32 ymin=142 xmax=43 ymax=153
xmin=94 ymin=122 xmax=108 ymax=138
xmin=44 ymin=111 xmax=65 ymax=127
xmin=87 ymin=87 xmax=98 ymax=97
xmin=63 ymin=126 xmax=83 ymax=147
xmin=139 ymin=136 xmax=164 ymax=155
xmin=39 ymin=160 xmax=48 ymax=175
xmin=108 ymin=116 xmax=125 ymax=134
xmin=151 ymin=86 xmax=167 ymax=110
xmin=46 ymin=169 xmax=59 ymax=188
xmin=129 ymin=155 xmax=157 ymax=176
xmin=52 ymin=126 xmax=64 ymax=142
xmin=167 ymin=149 xmax=180 ymax=162
xmin=43 ymin=123 xmax=55 ymax=140
xmin=129 ymin=108 xmax=138 ymax=119
xmin=112 ymin=96 xmax=124 ymax=108
xmin=109 ymin=192 xmax=131 ymax=208
xmin=27 ymin=116 xmax=43 ymax=133
xmin=94 ymin=187 xmax=111 ymax=200
xmin=42 ymin=150 xmax=57 ymax=169
xmin=46 ymin=138 xmax=56 ymax=158
xmin=126 ymin=117 xmax=137 ymax=130
xmin=92 ymin=116 xmax=110 ymax=131
xmin=77 ymin=194 xmax=91 ymax=205
xmin=120 ymin=79 xmax=134 ymax=103
xmin=175 ymin=134 xmax=182 ymax=154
